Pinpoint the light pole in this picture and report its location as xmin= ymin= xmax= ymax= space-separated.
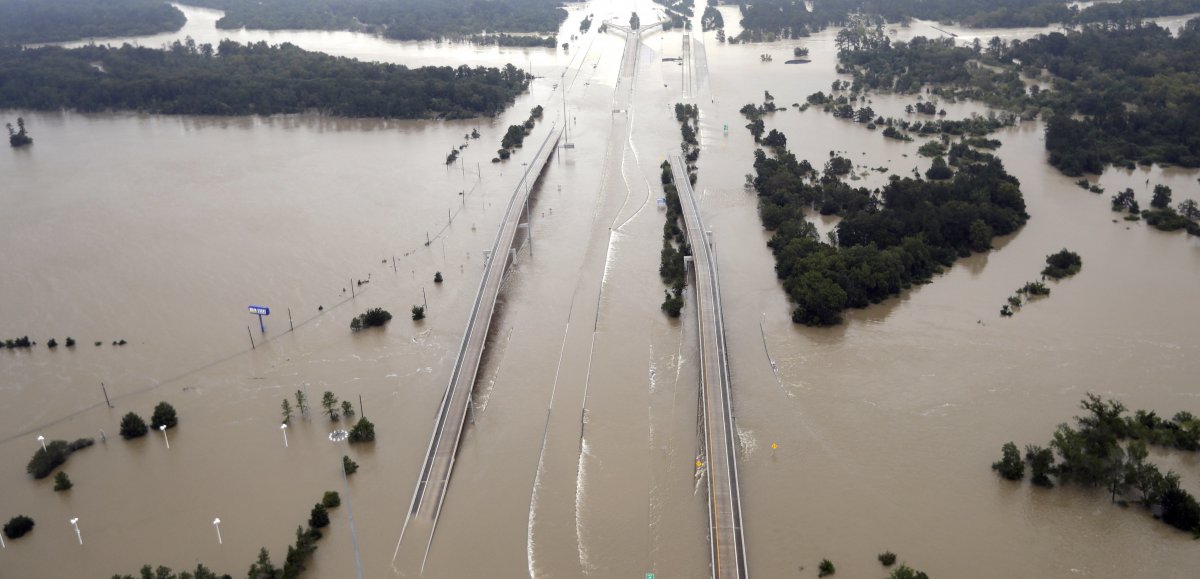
xmin=37 ymin=435 xmax=46 ymax=451
xmin=280 ymin=423 xmax=288 ymax=448
xmin=69 ymin=517 xmax=82 ymax=545
xmin=213 ymin=518 xmax=222 ymax=545
xmin=329 ymin=429 xmax=363 ymax=579
xmin=159 ymin=424 xmax=170 ymax=449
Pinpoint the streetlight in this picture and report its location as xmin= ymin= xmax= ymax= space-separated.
xmin=159 ymin=424 xmax=170 ymax=449
xmin=69 ymin=517 xmax=82 ymax=545
xmin=328 ymin=429 xmax=363 ymax=579
xmin=213 ymin=518 xmax=222 ymax=545
xmin=280 ymin=423 xmax=289 ymax=448
xmin=37 ymin=435 xmax=46 ymax=451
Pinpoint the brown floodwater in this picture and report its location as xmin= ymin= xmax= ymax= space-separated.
xmin=4 ymin=1 xmax=1200 ymax=578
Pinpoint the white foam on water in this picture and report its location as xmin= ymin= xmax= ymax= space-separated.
xmin=575 ymin=438 xmax=595 ymax=575
xmin=737 ymin=427 xmax=757 ymax=459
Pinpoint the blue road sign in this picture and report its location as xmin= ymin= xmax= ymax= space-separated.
xmin=249 ymin=305 xmax=270 ymax=333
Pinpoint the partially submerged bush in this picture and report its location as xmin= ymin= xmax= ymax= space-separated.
xmin=3 ymin=515 xmax=34 ymax=539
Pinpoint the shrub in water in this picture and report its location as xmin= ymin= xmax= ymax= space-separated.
xmin=4 ymin=515 xmax=34 ymax=539
xmin=150 ymin=402 xmax=178 ymax=429
xmin=322 ymin=491 xmax=341 ymax=508
xmin=120 ymin=412 xmax=149 ymax=439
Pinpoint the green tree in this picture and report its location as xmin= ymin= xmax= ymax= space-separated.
xmin=247 ymin=547 xmax=279 ymax=579
xmin=969 ymin=219 xmax=994 ymax=252
xmin=434 ymin=271 xmax=443 ymax=283
xmin=281 ymin=399 xmax=293 ymax=425
xmin=321 ymin=491 xmax=341 ymax=508
xmin=1156 ymin=471 xmax=1200 ymax=533
xmin=1151 ymin=184 xmax=1173 ymax=209
xmin=120 ymin=412 xmax=149 ymax=439
xmin=818 ymin=559 xmax=835 ymax=577
xmin=349 ymin=417 xmax=376 ymax=443
xmin=887 ymin=565 xmax=930 ymax=579
xmin=924 ymin=156 xmax=953 ymax=180
xmin=992 ymin=442 xmax=1025 ymax=480
xmin=1179 ymin=199 xmax=1200 ymax=221
xmin=341 ymin=400 xmax=355 ymax=420
xmin=295 ymin=390 xmax=309 ymax=419
xmin=53 ymin=471 xmax=73 ymax=491
xmin=878 ymin=551 xmax=897 ymax=566
xmin=791 ymin=271 xmax=847 ymax=326
xmin=411 ymin=305 xmax=426 ymax=320
xmin=150 ymin=401 xmax=178 ymax=429
xmin=321 ymin=392 xmax=339 ymax=421
xmin=1025 ymin=444 xmax=1055 ymax=487
xmin=308 ymin=504 xmax=330 ymax=529
xmin=343 ymin=455 xmax=359 ymax=475
xmin=1042 ymin=248 xmax=1082 ymax=279
xmin=3 ymin=515 xmax=34 ymax=539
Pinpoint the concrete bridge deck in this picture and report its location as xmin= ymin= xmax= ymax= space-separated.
xmin=670 ymin=156 xmax=748 ymax=579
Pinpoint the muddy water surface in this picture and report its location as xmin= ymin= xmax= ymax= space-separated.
xmin=4 ymin=1 xmax=1200 ymax=578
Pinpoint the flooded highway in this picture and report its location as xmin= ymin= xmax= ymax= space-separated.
xmin=3 ymin=1 xmax=1200 ymax=577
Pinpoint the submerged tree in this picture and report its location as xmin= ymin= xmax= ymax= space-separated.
xmin=7 ymin=117 xmax=32 ymax=147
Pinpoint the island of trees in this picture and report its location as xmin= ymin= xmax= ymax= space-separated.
xmin=0 ymin=40 xmax=530 ymax=119
xmin=180 ymin=0 xmax=570 ymax=41
xmin=0 ymin=0 xmax=185 ymax=44
xmin=748 ymin=128 xmax=1028 ymax=326
xmin=994 ymin=394 xmax=1200 ymax=537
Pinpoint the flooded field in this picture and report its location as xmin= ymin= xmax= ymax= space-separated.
xmin=3 ymin=1 xmax=1200 ymax=577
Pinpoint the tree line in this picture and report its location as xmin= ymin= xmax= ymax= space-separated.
xmin=749 ymin=130 xmax=1028 ymax=326
xmin=732 ymin=0 xmax=1200 ymax=40
xmin=0 ymin=0 xmax=185 ymax=44
xmin=0 ymin=40 xmax=530 ymax=119
xmin=180 ymin=0 xmax=571 ymax=41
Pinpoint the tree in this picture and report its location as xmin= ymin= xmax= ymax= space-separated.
xmin=878 ymin=551 xmax=897 ymax=566
xmin=295 ymin=390 xmax=309 ymax=419
xmin=818 ymin=559 xmax=835 ymax=577
xmin=53 ymin=471 xmax=73 ymax=491
xmin=321 ymin=392 xmax=339 ymax=421
xmin=925 ymin=156 xmax=953 ymax=180
xmin=969 ymin=219 xmax=994 ymax=252
xmin=411 ymin=305 xmax=426 ymax=320
xmin=1151 ymin=184 xmax=1173 ymax=209
xmin=247 ymin=547 xmax=279 ymax=579
xmin=1179 ymin=199 xmax=1200 ymax=221
xmin=434 ymin=271 xmax=443 ymax=283
xmin=1025 ymin=444 xmax=1055 ymax=487
xmin=887 ymin=565 xmax=930 ymax=579
xmin=150 ymin=402 xmax=178 ymax=429
xmin=993 ymin=442 xmax=1025 ymax=480
xmin=7 ymin=117 xmax=32 ymax=147
xmin=343 ymin=455 xmax=359 ymax=475
xmin=308 ymin=504 xmax=329 ymax=529
xmin=120 ymin=412 xmax=149 ymax=439
xmin=321 ymin=491 xmax=341 ymax=508
xmin=3 ymin=515 xmax=34 ymax=539
xmin=1042 ymin=248 xmax=1082 ymax=279
xmin=340 ymin=400 xmax=356 ymax=420
xmin=349 ymin=417 xmax=376 ymax=443
xmin=1111 ymin=188 xmax=1136 ymax=212
xmin=281 ymin=399 xmax=294 ymax=425
xmin=1156 ymin=472 xmax=1200 ymax=533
